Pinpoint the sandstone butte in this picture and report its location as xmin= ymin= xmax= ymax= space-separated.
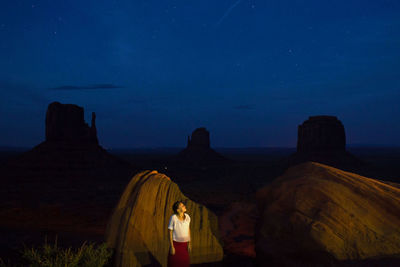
xmin=105 ymin=170 xmax=224 ymax=267
xmin=256 ymin=161 xmax=400 ymax=261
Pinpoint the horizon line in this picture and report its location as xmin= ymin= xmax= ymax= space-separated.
xmin=1 ymin=144 xmax=400 ymax=151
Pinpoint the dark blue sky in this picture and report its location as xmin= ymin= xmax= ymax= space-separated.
xmin=1 ymin=0 xmax=399 ymax=148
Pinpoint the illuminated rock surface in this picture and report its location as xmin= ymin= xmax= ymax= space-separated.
xmin=256 ymin=161 xmax=400 ymax=263
xmin=105 ymin=170 xmax=224 ymax=267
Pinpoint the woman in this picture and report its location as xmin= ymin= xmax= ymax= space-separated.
xmin=168 ymin=200 xmax=191 ymax=267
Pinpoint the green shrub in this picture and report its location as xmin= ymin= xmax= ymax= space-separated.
xmin=0 ymin=257 xmax=18 ymax=267
xmin=1 ymin=235 xmax=113 ymax=267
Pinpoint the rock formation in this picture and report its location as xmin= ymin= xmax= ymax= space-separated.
xmin=4 ymin=101 xmax=132 ymax=185
xmin=187 ymin=127 xmax=210 ymax=149
xmin=256 ymin=162 xmax=400 ymax=265
xmin=288 ymin=115 xmax=362 ymax=170
xmin=219 ymin=201 xmax=257 ymax=258
xmin=0 ymin=102 xmax=134 ymax=255
xmin=105 ymin=170 xmax=224 ymax=267
xmin=297 ymin=115 xmax=345 ymax=152
xmin=177 ymin=127 xmax=226 ymax=164
xmin=45 ymin=101 xmax=98 ymax=144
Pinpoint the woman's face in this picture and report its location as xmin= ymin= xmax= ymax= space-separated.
xmin=178 ymin=202 xmax=186 ymax=213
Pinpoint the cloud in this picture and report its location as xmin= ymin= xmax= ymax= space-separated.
xmin=49 ymin=84 xmax=124 ymax=90
xmin=233 ymin=104 xmax=255 ymax=110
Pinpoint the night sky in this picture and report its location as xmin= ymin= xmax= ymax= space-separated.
xmin=1 ymin=0 xmax=399 ymax=148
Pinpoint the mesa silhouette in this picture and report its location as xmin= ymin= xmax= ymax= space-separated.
xmin=176 ymin=127 xmax=227 ymax=165
xmin=5 ymin=101 xmax=130 ymax=175
xmin=1 ymin=101 xmax=133 ymax=207
xmin=287 ymin=115 xmax=363 ymax=171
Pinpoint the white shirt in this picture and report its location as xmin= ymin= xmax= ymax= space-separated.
xmin=168 ymin=213 xmax=191 ymax=242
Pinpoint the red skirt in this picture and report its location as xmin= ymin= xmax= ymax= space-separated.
xmin=168 ymin=240 xmax=190 ymax=267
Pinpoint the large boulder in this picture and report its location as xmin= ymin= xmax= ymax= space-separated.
xmin=105 ymin=170 xmax=224 ymax=267
xmin=256 ymin=162 xmax=400 ymax=265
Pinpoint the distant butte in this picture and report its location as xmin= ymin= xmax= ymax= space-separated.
xmin=288 ymin=115 xmax=363 ymax=170
xmin=3 ymin=101 xmax=132 ymax=185
xmin=187 ymin=127 xmax=211 ymax=149
xmin=0 ymin=102 xmax=134 ymax=240
xmin=177 ymin=127 xmax=226 ymax=164
xmin=45 ymin=101 xmax=98 ymax=145
xmin=297 ymin=115 xmax=345 ymax=152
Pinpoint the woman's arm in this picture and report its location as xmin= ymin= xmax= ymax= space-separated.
xmin=169 ymin=229 xmax=175 ymax=255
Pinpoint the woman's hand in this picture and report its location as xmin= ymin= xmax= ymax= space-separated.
xmin=188 ymin=242 xmax=192 ymax=253
xmin=170 ymin=246 xmax=175 ymax=255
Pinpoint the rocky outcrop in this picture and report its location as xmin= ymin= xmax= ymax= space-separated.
xmin=177 ymin=127 xmax=226 ymax=164
xmin=256 ymin=162 xmax=400 ymax=265
xmin=45 ymin=101 xmax=98 ymax=144
xmin=105 ymin=170 xmax=223 ymax=267
xmin=219 ymin=201 xmax=257 ymax=258
xmin=288 ymin=116 xmax=362 ymax=170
